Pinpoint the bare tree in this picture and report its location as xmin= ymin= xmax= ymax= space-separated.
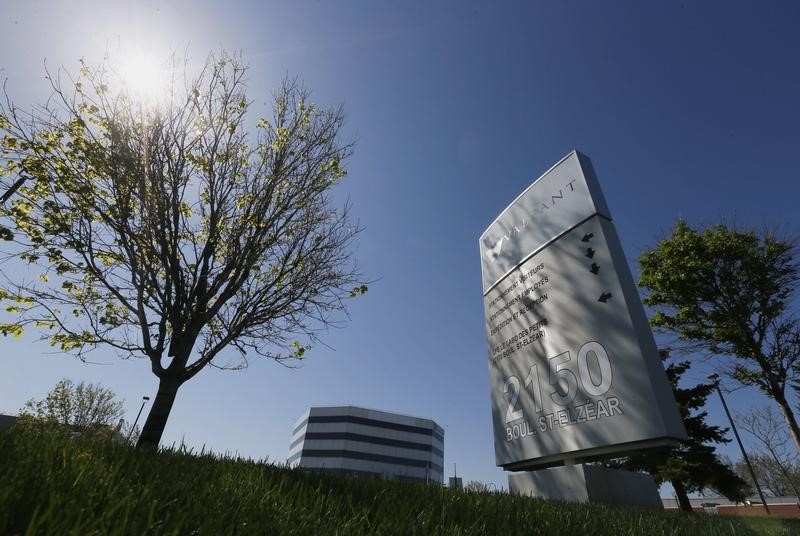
xmin=463 ymin=481 xmax=494 ymax=494
xmin=0 ymin=52 xmax=366 ymax=448
xmin=733 ymin=455 xmax=800 ymax=497
xmin=737 ymin=406 xmax=800 ymax=498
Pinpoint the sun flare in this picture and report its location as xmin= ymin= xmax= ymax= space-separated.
xmin=115 ymin=50 xmax=169 ymax=106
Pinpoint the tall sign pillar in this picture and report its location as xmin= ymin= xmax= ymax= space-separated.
xmin=479 ymin=151 xmax=686 ymax=506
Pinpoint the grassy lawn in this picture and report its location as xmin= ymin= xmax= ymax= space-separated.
xmin=1 ymin=429 xmax=797 ymax=535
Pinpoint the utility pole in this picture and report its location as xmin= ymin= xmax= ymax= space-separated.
xmin=708 ymin=373 xmax=770 ymax=515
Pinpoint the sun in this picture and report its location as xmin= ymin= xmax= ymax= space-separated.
xmin=115 ymin=49 xmax=169 ymax=107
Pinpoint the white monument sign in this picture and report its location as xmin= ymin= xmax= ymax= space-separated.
xmin=480 ymin=151 xmax=686 ymax=470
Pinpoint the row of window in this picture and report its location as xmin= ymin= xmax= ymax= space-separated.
xmin=288 ymin=448 xmax=444 ymax=475
xmin=289 ymin=431 xmax=443 ymax=457
xmin=293 ymin=414 xmax=444 ymax=443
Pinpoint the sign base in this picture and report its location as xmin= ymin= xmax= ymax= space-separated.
xmin=508 ymin=464 xmax=662 ymax=509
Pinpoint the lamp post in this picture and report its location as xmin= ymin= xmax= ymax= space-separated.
xmin=127 ymin=396 xmax=151 ymax=443
xmin=0 ymin=176 xmax=27 ymax=204
xmin=708 ymin=373 xmax=770 ymax=514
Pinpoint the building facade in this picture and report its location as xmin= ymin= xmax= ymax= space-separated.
xmin=288 ymin=406 xmax=444 ymax=483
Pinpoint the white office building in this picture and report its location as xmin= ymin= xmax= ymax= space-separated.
xmin=288 ymin=406 xmax=444 ymax=483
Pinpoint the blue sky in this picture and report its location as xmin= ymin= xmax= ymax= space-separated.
xmin=1 ymin=1 xmax=799 ymax=491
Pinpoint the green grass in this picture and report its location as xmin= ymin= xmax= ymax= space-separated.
xmin=0 ymin=429 xmax=797 ymax=535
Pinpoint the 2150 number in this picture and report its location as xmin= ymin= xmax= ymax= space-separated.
xmin=504 ymin=341 xmax=612 ymax=423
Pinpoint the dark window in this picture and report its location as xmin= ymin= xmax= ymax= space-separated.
xmin=299 ymin=449 xmax=443 ymax=474
xmin=302 ymin=431 xmax=443 ymax=457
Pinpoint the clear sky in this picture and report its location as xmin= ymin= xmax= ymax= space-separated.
xmin=1 ymin=1 xmax=799 ymax=491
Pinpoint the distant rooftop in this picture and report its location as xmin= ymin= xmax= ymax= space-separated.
xmin=297 ymin=405 xmax=443 ymax=433
xmin=0 ymin=414 xmax=18 ymax=432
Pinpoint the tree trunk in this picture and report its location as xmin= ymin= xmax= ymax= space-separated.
xmin=773 ymin=391 xmax=800 ymax=455
xmin=136 ymin=376 xmax=181 ymax=449
xmin=671 ymin=479 xmax=694 ymax=513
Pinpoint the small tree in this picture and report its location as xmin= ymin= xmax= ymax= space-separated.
xmin=733 ymin=454 xmax=800 ymax=498
xmin=610 ymin=351 xmax=748 ymax=512
xmin=736 ymin=406 xmax=800 ymax=498
xmin=19 ymin=378 xmax=124 ymax=438
xmin=638 ymin=221 xmax=800 ymax=453
xmin=0 ymin=52 xmax=366 ymax=448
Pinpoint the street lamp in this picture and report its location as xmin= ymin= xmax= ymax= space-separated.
xmin=708 ymin=373 xmax=770 ymax=514
xmin=127 ymin=395 xmax=151 ymax=443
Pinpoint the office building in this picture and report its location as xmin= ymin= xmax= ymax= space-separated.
xmin=288 ymin=405 xmax=444 ymax=483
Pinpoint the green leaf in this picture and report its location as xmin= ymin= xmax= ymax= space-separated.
xmin=0 ymin=323 xmax=24 ymax=338
xmin=348 ymin=285 xmax=368 ymax=298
